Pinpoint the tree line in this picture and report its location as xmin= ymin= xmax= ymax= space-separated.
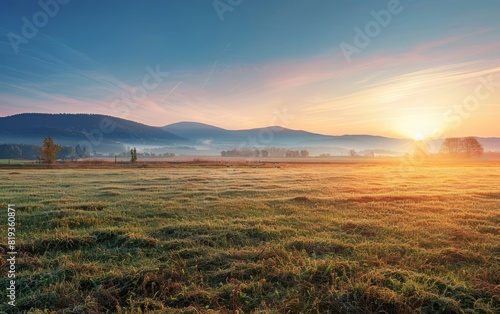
xmin=221 ymin=148 xmax=309 ymax=157
xmin=1 ymin=137 xmax=177 ymax=163
xmin=0 ymin=142 xmax=78 ymax=160
xmin=0 ymin=136 xmax=486 ymax=163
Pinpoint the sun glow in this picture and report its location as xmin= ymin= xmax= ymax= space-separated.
xmin=394 ymin=112 xmax=446 ymax=141
xmin=413 ymin=132 xmax=425 ymax=141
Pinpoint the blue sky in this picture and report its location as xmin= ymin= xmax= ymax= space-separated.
xmin=1 ymin=0 xmax=500 ymax=138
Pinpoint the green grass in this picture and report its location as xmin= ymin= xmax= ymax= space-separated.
xmin=0 ymin=159 xmax=32 ymax=165
xmin=0 ymin=162 xmax=499 ymax=313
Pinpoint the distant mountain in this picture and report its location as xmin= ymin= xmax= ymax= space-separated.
xmin=0 ymin=113 xmax=187 ymax=150
xmin=163 ymin=121 xmax=500 ymax=153
xmin=2 ymin=114 xmax=499 ymax=155
xmin=163 ymin=122 xmax=411 ymax=151
xmin=163 ymin=122 xmax=337 ymax=145
xmin=163 ymin=122 xmax=239 ymax=142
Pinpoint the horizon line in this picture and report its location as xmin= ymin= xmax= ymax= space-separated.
xmin=1 ymin=112 xmax=498 ymax=140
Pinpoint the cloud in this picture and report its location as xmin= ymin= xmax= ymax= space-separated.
xmin=302 ymin=60 xmax=500 ymax=113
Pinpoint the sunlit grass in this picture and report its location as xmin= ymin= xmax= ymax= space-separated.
xmin=0 ymin=161 xmax=499 ymax=313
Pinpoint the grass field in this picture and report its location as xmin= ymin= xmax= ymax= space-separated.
xmin=0 ymin=159 xmax=33 ymax=165
xmin=0 ymin=161 xmax=499 ymax=313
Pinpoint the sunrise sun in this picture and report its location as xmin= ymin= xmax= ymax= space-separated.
xmin=413 ymin=132 xmax=425 ymax=141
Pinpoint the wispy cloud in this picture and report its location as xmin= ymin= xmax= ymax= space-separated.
xmin=302 ymin=60 xmax=500 ymax=113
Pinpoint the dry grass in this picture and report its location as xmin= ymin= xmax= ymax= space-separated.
xmin=0 ymin=160 xmax=499 ymax=313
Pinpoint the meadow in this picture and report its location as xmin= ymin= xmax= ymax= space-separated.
xmin=0 ymin=160 xmax=499 ymax=313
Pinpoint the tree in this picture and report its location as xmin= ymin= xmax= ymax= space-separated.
xmin=0 ymin=144 xmax=40 ymax=160
xmin=261 ymin=150 xmax=269 ymax=157
xmin=75 ymin=144 xmax=90 ymax=158
xmin=0 ymin=145 xmax=22 ymax=159
xmin=131 ymin=147 xmax=138 ymax=162
xmin=349 ymin=149 xmax=357 ymax=157
xmin=285 ymin=150 xmax=300 ymax=157
xmin=58 ymin=146 xmax=76 ymax=160
xmin=40 ymin=136 xmax=62 ymax=164
xmin=463 ymin=137 xmax=484 ymax=158
xmin=440 ymin=137 xmax=483 ymax=158
xmin=440 ymin=138 xmax=462 ymax=156
xmin=300 ymin=150 xmax=309 ymax=157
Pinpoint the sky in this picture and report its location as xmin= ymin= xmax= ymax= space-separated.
xmin=1 ymin=0 xmax=500 ymax=139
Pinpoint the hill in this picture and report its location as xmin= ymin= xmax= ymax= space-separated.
xmin=0 ymin=113 xmax=187 ymax=150
xmin=163 ymin=122 xmax=411 ymax=151
xmin=164 ymin=122 xmax=500 ymax=153
xmin=163 ymin=122 xmax=240 ymax=143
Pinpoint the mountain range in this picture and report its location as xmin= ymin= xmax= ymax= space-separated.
xmin=1 ymin=113 xmax=499 ymax=155
xmin=0 ymin=113 xmax=186 ymax=152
